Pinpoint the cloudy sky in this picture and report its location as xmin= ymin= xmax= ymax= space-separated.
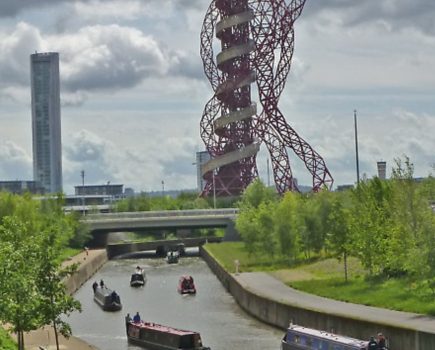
xmin=0 ymin=0 xmax=434 ymax=194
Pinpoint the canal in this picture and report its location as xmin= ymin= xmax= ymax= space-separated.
xmin=68 ymin=254 xmax=283 ymax=350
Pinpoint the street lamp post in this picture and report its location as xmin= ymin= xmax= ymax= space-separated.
xmin=81 ymin=170 xmax=85 ymax=215
xmin=161 ymin=180 xmax=165 ymax=197
xmin=354 ymin=109 xmax=360 ymax=186
xmin=212 ymin=170 xmax=216 ymax=209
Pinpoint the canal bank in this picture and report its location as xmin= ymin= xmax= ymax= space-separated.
xmin=22 ymin=249 xmax=107 ymax=350
xmin=200 ymin=245 xmax=435 ymax=350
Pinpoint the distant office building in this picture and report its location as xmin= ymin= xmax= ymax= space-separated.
xmin=377 ymin=161 xmax=387 ymax=180
xmin=336 ymin=184 xmax=354 ymax=192
xmin=63 ymin=194 xmax=112 ymax=214
xmin=0 ymin=180 xmax=45 ymax=195
xmin=124 ymin=187 xmax=135 ymax=197
xmin=31 ymin=52 xmax=62 ymax=193
xmin=75 ymin=184 xmax=124 ymax=198
xmin=196 ymin=151 xmax=211 ymax=192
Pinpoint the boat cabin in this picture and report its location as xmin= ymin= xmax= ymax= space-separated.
xmin=177 ymin=275 xmax=196 ymax=294
xmin=93 ymin=286 xmax=122 ymax=311
xmin=130 ymin=272 xmax=146 ymax=287
xmin=166 ymin=251 xmax=179 ymax=264
xmin=127 ymin=321 xmax=210 ymax=350
xmin=282 ymin=324 xmax=368 ymax=350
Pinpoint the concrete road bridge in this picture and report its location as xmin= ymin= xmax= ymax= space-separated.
xmin=81 ymin=208 xmax=240 ymax=244
xmin=106 ymin=236 xmax=222 ymax=259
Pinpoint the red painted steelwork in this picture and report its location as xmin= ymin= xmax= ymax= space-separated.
xmin=200 ymin=0 xmax=333 ymax=196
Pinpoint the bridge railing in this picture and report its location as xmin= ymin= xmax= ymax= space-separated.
xmin=82 ymin=208 xmax=239 ymax=220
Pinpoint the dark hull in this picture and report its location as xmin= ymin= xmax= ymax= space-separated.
xmin=93 ymin=287 xmax=122 ymax=311
xmin=178 ymin=288 xmax=196 ymax=294
xmin=166 ymin=257 xmax=179 ymax=264
xmin=130 ymin=280 xmax=145 ymax=287
xmin=94 ymin=296 xmax=122 ymax=311
xmin=281 ymin=339 xmax=303 ymax=350
xmin=127 ymin=322 xmax=209 ymax=350
xmin=128 ymin=335 xmax=209 ymax=350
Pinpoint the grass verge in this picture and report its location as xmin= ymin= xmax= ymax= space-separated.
xmin=0 ymin=328 xmax=16 ymax=350
xmin=57 ymin=248 xmax=82 ymax=263
xmin=205 ymin=242 xmax=435 ymax=315
xmin=205 ymin=241 xmax=297 ymax=272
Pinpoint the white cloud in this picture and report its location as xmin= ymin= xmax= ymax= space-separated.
xmin=73 ymin=0 xmax=146 ymax=21
xmin=0 ymin=21 xmax=202 ymax=97
xmin=0 ymin=22 xmax=42 ymax=88
xmin=0 ymin=141 xmax=32 ymax=180
xmin=50 ymin=24 xmax=172 ymax=91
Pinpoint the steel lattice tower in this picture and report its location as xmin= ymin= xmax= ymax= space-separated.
xmin=200 ymin=0 xmax=333 ymax=196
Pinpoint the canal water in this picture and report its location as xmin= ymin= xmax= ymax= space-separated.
xmin=68 ymin=254 xmax=283 ymax=350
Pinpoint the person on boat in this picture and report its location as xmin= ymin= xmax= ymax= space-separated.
xmin=92 ymin=281 xmax=98 ymax=293
xmin=111 ymin=290 xmax=120 ymax=304
xmin=100 ymin=279 xmax=105 ymax=288
xmin=368 ymin=336 xmax=378 ymax=350
xmin=133 ymin=312 xmax=141 ymax=323
xmin=125 ymin=313 xmax=132 ymax=332
xmin=188 ymin=276 xmax=194 ymax=287
xmin=377 ymin=333 xmax=387 ymax=349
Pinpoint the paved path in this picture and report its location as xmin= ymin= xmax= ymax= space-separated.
xmin=235 ymin=272 xmax=435 ymax=334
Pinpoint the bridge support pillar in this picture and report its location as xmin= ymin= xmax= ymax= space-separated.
xmin=224 ymin=221 xmax=240 ymax=241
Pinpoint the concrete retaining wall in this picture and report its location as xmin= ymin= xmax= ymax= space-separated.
xmin=200 ymin=246 xmax=435 ymax=350
xmin=64 ymin=250 xmax=108 ymax=295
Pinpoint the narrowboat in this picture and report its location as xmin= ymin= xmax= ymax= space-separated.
xmin=166 ymin=251 xmax=179 ymax=264
xmin=177 ymin=275 xmax=196 ymax=294
xmin=126 ymin=320 xmax=210 ymax=350
xmin=130 ymin=267 xmax=146 ymax=287
xmin=281 ymin=324 xmax=369 ymax=350
xmin=93 ymin=285 xmax=122 ymax=311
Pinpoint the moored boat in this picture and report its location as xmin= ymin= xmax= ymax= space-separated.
xmin=126 ymin=319 xmax=210 ymax=350
xmin=281 ymin=324 xmax=370 ymax=350
xmin=166 ymin=251 xmax=179 ymax=264
xmin=130 ymin=267 xmax=146 ymax=287
xmin=93 ymin=285 xmax=122 ymax=311
xmin=177 ymin=275 xmax=196 ymax=294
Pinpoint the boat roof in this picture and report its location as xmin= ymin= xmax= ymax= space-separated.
xmin=131 ymin=321 xmax=197 ymax=336
xmin=180 ymin=275 xmax=192 ymax=279
xmin=287 ymin=324 xmax=368 ymax=347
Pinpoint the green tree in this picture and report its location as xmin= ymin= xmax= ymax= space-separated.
xmin=237 ymin=179 xmax=277 ymax=209
xmin=387 ymin=156 xmax=435 ymax=280
xmin=312 ymin=190 xmax=335 ymax=254
xmin=273 ymin=192 xmax=300 ymax=260
xmin=298 ymin=196 xmax=324 ymax=258
xmin=0 ymin=217 xmax=41 ymax=350
xmin=0 ymin=195 xmax=83 ymax=350
xmin=256 ymin=202 xmax=277 ymax=257
xmin=35 ymin=229 xmax=81 ymax=350
xmin=350 ymin=178 xmax=391 ymax=275
xmin=235 ymin=205 xmax=261 ymax=256
xmin=327 ymin=196 xmax=353 ymax=281
xmin=236 ymin=180 xmax=277 ymax=256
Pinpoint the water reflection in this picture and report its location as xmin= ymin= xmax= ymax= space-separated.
xmin=68 ymin=256 xmax=282 ymax=350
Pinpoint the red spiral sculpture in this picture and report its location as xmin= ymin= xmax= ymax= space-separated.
xmin=200 ymin=0 xmax=333 ymax=196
